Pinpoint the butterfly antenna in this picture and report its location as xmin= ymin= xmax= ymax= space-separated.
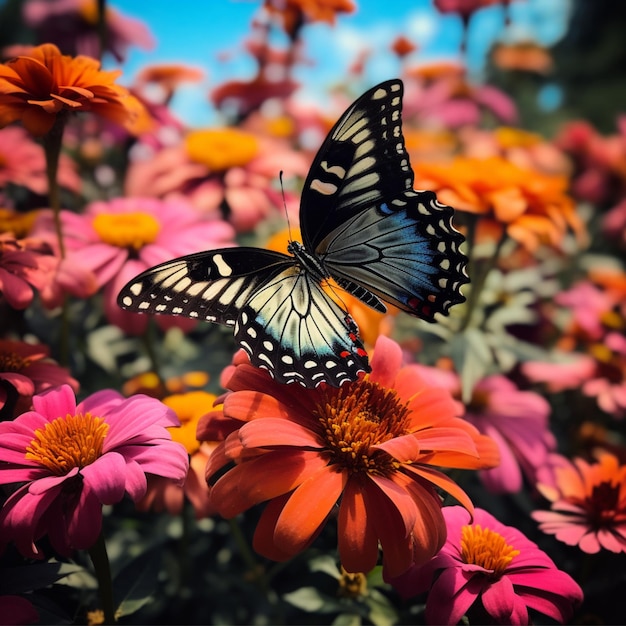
xmin=279 ymin=170 xmax=294 ymax=243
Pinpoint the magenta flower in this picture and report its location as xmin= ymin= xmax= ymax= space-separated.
xmin=390 ymin=506 xmax=583 ymax=625
xmin=0 ymin=234 xmax=57 ymax=310
xmin=0 ymin=339 xmax=78 ymax=418
xmin=0 ymin=384 xmax=188 ymax=558
xmin=32 ymin=197 xmax=235 ymax=334
xmin=411 ymin=366 xmax=556 ymax=493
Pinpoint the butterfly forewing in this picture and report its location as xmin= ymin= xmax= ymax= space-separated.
xmin=117 ymin=248 xmax=369 ymax=387
xmin=299 ymin=78 xmax=468 ymax=319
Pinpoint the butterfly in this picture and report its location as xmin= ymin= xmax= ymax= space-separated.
xmin=118 ymin=79 xmax=468 ymax=388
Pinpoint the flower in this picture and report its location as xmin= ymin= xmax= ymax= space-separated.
xmin=434 ymin=0 xmax=511 ymax=21
xmin=491 ymin=41 xmax=554 ymax=74
xmin=264 ymin=0 xmax=355 ymax=35
xmin=532 ymin=451 xmax=626 ymax=554
xmin=0 ymin=595 xmax=38 ymax=625
xmin=390 ymin=506 xmax=583 ymax=625
xmin=0 ymin=234 xmax=57 ymax=310
xmin=200 ymin=335 xmax=499 ymax=578
xmin=137 ymin=390 xmax=217 ymax=519
xmin=23 ymin=0 xmax=155 ymax=62
xmin=413 ymin=156 xmax=586 ymax=251
xmin=0 ymin=339 xmax=78 ymax=418
xmin=0 ymin=384 xmax=188 ymax=558
xmin=0 ymin=43 xmax=145 ymax=135
xmin=0 ymin=126 xmax=80 ymax=197
xmin=32 ymin=197 xmax=235 ymax=334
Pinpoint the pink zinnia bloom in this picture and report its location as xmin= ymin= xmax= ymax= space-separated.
xmin=412 ymin=366 xmax=555 ymax=494
xmin=533 ymin=451 xmax=626 ymax=554
xmin=0 ymin=384 xmax=188 ymax=558
xmin=0 ymin=339 xmax=78 ymax=418
xmin=0 ymin=126 xmax=80 ymax=199
xmin=0 ymin=234 xmax=57 ymax=310
xmin=200 ymin=336 xmax=499 ymax=578
xmin=390 ymin=506 xmax=583 ymax=625
xmin=32 ymin=197 xmax=235 ymax=334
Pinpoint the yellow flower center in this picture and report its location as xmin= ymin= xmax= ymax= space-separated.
xmin=185 ymin=128 xmax=259 ymax=171
xmin=0 ymin=209 xmax=39 ymax=238
xmin=92 ymin=212 xmax=161 ymax=250
xmin=164 ymin=390 xmax=217 ymax=454
xmin=315 ymin=379 xmax=411 ymax=476
xmin=0 ymin=349 xmax=30 ymax=372
xmin=460 ymin=524 xmax=520 ymax=577
xmin=25 ymin=413 xmax=110 ymax=475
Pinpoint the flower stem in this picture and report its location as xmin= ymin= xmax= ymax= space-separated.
xmin=459 ymin=229 xmax=508 ymax=332
xmin=43 ymin=114 xmax=70 ymax=366
xmin=88 ymin=531 xmax=116 ymax=624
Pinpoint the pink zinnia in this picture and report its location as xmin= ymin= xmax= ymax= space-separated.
xmin=412 ymin=366 xmax=555 ymax=493
xmin=0 ymin=234 xmax=57 ymax=310
xmin=0 ymin=339 xmax=78 ymax=418
xmin=390 ymin=506 xmax=583 ymax=625
xmin=0 ymin=384 xmax=188 ymax=558
xmin=32 ymin=197 xmax=235 ymax=334
xmin=532 ymin=451 xmax=626 ymax=554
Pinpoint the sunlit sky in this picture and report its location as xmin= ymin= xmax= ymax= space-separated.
xmin=111 ymin=0 xmax=570 ymax=126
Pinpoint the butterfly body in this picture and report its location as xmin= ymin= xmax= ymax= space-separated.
xmin=118 ymin=79 xmax=468 ymax=388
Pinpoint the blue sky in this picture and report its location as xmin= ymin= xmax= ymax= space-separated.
xmin=111 ymin=0 xmax=570 ymax=126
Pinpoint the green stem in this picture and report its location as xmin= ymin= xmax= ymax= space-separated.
xmin=43 ymin=115 xmax=70 ymax=366
xmin=459 ymin=229 xmax=508 ymax=332
xmin=88 ymin=531 xmax=116 ymax=624
xmin=227 ymin=518 xmax=270 ymax=593
xmin=141 ymin=320 xmax=165 ymax=389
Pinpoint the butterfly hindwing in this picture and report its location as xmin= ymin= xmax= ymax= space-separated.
xmin=299 ymin=78 xmax=468 ymax=319
xmin=117 ymin=248 xmax=369 ymax=387
xmin=234 ymin=268 xmax=368 ymax=387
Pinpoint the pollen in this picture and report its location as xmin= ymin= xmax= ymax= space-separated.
xmin=0 ymin=349 xmax=31 ymax=372
xmin=315 ymin=379 xmax=411 ymax=476
xmin=460 ymin=524 xmax=520 ymax=577
xmin=92 ymin=212 xmax=161 ymax=249
xmin=25 ymin=413 xmax=110 ymax=475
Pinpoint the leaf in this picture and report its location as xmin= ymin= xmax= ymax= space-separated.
xmin=283 ymin=587 xmax=328 ymax=612
xmin=450 ymin=328 xmax=493 ymax=403
xmin=0 ymin=561 xmax=86 ymax=594
xmin=367 ymin=589 xmax=399 ymax=626
xmin=308 ymin=554 xmax=341 ymax=578
xmin=332 ymin=613 xmax=362 ymax=626
xmin=114 ymin=547 xmax=162 ymax=618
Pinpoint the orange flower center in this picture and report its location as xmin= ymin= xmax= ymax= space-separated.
xmin=0 ymin=349 xmax=30 ymax=372
xmin=25 ymin=413 xmax=109 ymax=475
xmin=0 ymin=209 xmax=39 ymax=238
xmin=185 ymin=128 xmax=259 ymax=171
xmin=460 ymin=524 xmax=519 ymax=577
xmin=337 ymin=567 xmax=367 ymax=599
xmin=315 ymin=379 xmax=411 ymax=476
xmin=585 ymin=481 xmax=620 ymax=528
xmin=92 ymin=212 xmax=161 ymax=249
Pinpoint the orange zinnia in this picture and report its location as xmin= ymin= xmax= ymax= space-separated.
xmin=264 ymin=0 xmax=355 ymax=27
xmin=414 ymin=156 xmax=586 ymax=251
xmin=200 ymin=335 xmax=499 ymax=578
xmin=0 ymin=43 xmax=145 ymax=136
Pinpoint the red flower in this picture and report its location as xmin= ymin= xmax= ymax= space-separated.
xmin=200 ymin=336 xmax=499 ymax=577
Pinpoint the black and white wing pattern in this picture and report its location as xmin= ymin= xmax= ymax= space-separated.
xmin=118 ymin=79 xmax=468 ymax=388
xmin=117 ymin=248 xmax=369 ymax=387
xmin=300 ymin=80 xmax=467 ymax=321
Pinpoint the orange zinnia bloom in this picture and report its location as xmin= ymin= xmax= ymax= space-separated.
xmin=200 ymin=335 xmax=499 ymax=578
xmin=414 ymin=156 xmax=586 ymax=251
xmin=0 ymin=43 xmax=145 ymax=136
xmin=264 ymin=0 xmax=355 ymax=28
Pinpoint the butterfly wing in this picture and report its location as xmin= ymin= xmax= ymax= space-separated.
xmin=299 ymin=79 xmax=468 ymax=320
xmin=117 ymin=247 xmax=368 ymax=387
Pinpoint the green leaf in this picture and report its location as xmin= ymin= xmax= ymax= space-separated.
xmin=332 ymin=612 xmax=362 ymax=626
xmin=450 ymin=328 xmax=493 ymax=402
xmin=114 ymin=547 xmax=162 ymax=618
xmin=367 ymin=589 xmax=398 ymax=626
xmin=283 ymin=587 xmax=328 ymax=612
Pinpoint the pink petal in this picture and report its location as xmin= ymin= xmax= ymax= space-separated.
xmin=66 ymin=483 xmax=103 ymax=550
xmin=31 ymin=384 xmax=76 ymax=419
xmin=81 ymin=451 xmax=127 ymax=504
xmin=368 ymin=335 xmax=402 ymax=388
xmin=481 ymin=576 xmax=521 ymax=624
xmin=426 ymin=567 xmax=482 ymax=625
